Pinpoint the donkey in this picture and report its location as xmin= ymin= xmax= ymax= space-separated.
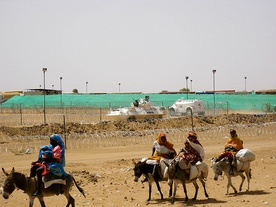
xmin=133 ymin=159 xmax=173 ymax=201
xmin=211 ymin=157 xmax=252 ymax=195
xmin=164 ymin=159 xmax=209 ymax=204
xmin=1 ymin=167 xmax=85 ymax=207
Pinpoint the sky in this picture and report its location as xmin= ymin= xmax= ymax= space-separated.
xmin=0 ymin=0 xmax=275 ymax=93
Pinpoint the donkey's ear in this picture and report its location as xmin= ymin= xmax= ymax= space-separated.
xmin=2 ymin=168 xmax=9 ymax=176
xmin=132 ymin=159 xmax=136 ymax=165
xmin=11 ymin=167 xmax=15 ymax=175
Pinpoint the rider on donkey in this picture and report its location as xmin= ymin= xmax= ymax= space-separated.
xmin=30 ymin=134 xmax=66 ymax=196
xmin=177 ymin=131 xmax=205 ymax=169
xmin=216 ymin=129 xmax=243 ymax=175
xmin=147 ymin=132 xmax=177 ymax=180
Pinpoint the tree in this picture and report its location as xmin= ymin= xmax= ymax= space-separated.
xmin=72 ymin=89 xmax=79 ymax=93
xmin=179 ymin=88 xmax=190 ymax=92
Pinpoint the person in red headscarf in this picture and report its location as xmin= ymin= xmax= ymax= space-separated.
xmin=179 ymin=131 xmax=205 ymax=167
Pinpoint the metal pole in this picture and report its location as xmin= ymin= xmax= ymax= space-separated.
xmin=42 ymin=68 xmax=47 ymax=124
xmin=119 ymin=83 xmax=121 ymax=93
xmin=190 ymin=79 xmax=193 ymax=92
xmin=185 ymin=76 xmax=189 ymax=99
xmin=86 ymin=82 xmax=88 ymax=93
xmin=244 ymin=77 xmax=247 ymax=92
xmin=190 ymin=110 xmax=194 ymax=131
xmin=212 ymin=69 xmax=216 ymax=115
xmin=60 ymin=77 xmax=63 ymax=106
xmin=20 ymin=103 xmax=22 ymax=125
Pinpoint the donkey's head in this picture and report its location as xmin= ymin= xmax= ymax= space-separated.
xmin=163 ymin=159 xmax=177 ymax=185
xmin=2 ymin=168 xmax=16 ymax=199
xmin=133 ymin=160 xmax=146 ymax=182
xmin=211 ymin=158 xmax=223 ymax=181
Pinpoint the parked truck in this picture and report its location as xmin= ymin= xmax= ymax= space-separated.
xmin=168 ymin=99 xmax=205 ymax=116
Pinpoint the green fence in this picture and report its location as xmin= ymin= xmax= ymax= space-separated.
xmin=1 ymin=93 xmax=276 ymax=112
xmin=1 ymin=93 xmax=276 ymax=127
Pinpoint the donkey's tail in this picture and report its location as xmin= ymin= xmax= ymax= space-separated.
xmin=249 ymin=168 xmax=252 ymax=179
xmin=72 ymin=175 xmax=86 ymax=198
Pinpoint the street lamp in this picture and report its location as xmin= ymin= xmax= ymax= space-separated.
xmin=42 ymin=68 xmax=47 ymax=124
xmin=52 ymin=85 xmax=54 ymax=89
xmin=244 ymin=77 xmax=247 ymax=92
xmin=185 ymin=76 xmax=189 ymax=99
xmin=190 ymin=79 xmax=193 ymax=92
xmin=60 ymin=77 xmax=62 ymax=105
xmin=86 ymin=82 xmax=88 ymax=93
xmin=119 ymin=83 xmax=121 ymax=93
xmin=212 ymin=69 xmax=216 ymax=115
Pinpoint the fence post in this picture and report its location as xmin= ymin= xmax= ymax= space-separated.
xmin=226 ymin=101 xmax=229 ymax=115
xmin=63 ymin=115 xmax=66 ymax=149
xmin=100 ymin=107 xmax=102 ymax=122
xmin=20 ymin=103 xmax=23 ymax=125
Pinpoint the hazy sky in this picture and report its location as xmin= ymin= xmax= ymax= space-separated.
xmin=1 ymin=0 xmax=275 ymax=93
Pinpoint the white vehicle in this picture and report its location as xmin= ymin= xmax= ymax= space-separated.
xmin=107 ymin=96 xmax=165 ymax=121
xmin=169 ymin=99 xmax=205 ymax=116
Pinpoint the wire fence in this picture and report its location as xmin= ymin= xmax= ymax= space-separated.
xmin=1 ymin=122 xmax=275 ymax=154
xmin=0 ymin=106 xmax=253 ymax=127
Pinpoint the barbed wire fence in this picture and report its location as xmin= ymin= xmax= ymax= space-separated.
xmin=1 ymin=122 xmax=276 ymax=154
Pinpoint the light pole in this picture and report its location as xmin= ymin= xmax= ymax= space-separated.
xmin=86 ymin=82 xmax=88 ymax=93
xmin=185 ymin=76 xmax=189 ymax=99
xmin=52 ymin=85 xmax=54 ymax=89
xmin=42 ymin=68 xmax=47 ymax=124
xmin=190 ymin=79 xmax=193 ymax=92
xmin=119 ymin=83 xmax=121 ymax=93
xmin=60 ymin=77 xmax=62 ymax=105
xmin=244 ymin=77 xmax=247 ymax=92
xmin=212 ymin=69 xmax=216 ymax=115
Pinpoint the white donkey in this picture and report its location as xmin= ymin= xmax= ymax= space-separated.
xmin=211 ymin=157 xmax=252 ymax=195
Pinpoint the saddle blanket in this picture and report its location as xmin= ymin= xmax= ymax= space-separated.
xmin=42 ymin=174 xmax=66 ymax=188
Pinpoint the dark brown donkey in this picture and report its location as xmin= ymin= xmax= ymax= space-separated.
xmin=1 ymin=167 xmax=85 ymax=207
xmin=133 ymin=159 xmax=173 ymax=202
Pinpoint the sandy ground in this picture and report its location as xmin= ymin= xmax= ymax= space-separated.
xmin=0 ymin=130 xmax=275 ymax=207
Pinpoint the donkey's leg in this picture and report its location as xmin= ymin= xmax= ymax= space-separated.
xmin=28 ymin=196 xmax=35 ymax=207
xmin=155 ymin=180 xmax=164 ymax=200
xmin=227 ymin=176 xmax=237 ymax=194
xmin=37 ymin=197 xmax=46 ymax=207
xmin=199 ymin=178 xmax=209 ymax=198
xmin=64 ymin=192 xmax=75 ymax=207
xmin=171 ymin=180 xmax=178 ymax=204
xmin=192 ymin=180 xmax=199 ymax=200
xmin=182 ymin=181 xmax=188 ymax=202
xmin=147 ymin=181 xmax=152 ymax=201
xmin=245 ymin=170 xmax=251 ymax=191
xmin=168 ymin=180 xmax=173 ymax=198
xmin=239 ymin=174 xmax=245 ymax=192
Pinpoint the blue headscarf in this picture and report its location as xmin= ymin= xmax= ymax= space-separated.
xmin=38 ymin=144 xmax=53 ymax=161
xmin=50 ymin=134 xmax=66 ymax=167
